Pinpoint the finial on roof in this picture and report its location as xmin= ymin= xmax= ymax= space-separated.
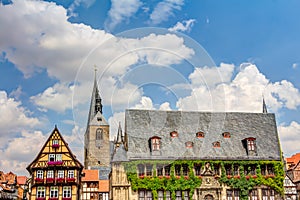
xmin=55 ymin=124 xmax=57 ymax=129
xmin=263 ymin=96 xmax=268 ymax=113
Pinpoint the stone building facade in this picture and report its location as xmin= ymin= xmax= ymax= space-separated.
xmin=110 ymin=109 xmax=285 ymax=200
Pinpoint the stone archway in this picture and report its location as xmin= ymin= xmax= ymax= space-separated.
xmin=204 ymin=194 xmax=214 ymax=200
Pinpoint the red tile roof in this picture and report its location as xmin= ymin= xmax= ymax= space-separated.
xmin=17 ymin=176 xmax=27 ymax=185
xmin=99 ymin=180 xmax=109 ymax=192
xmin=286 ymin=153 xmax=300 ymax=169
xmin=82 ymin=169 xmax=99 ymax=181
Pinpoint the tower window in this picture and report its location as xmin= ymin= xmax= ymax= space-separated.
xmin=96 ymin=128 xmax=103 ymax=140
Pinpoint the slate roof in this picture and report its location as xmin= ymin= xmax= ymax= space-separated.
xmin=124 ymin=109 xmax=281 ymax=161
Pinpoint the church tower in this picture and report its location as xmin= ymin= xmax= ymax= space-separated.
xmin=84 ymin=69 xmax=110 ymax=169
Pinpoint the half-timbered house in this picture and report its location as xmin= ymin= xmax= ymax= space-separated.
xmin=26 ymin=127 xmax=83 ymax=200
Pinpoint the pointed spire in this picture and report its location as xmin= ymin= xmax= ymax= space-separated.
xmin=87 ymin=65 xmax=103 ymax=126
xmin=263 ymin=97 xmax=268 ymax=113
xmin=116 ymin=122 xmax=123 ymax=146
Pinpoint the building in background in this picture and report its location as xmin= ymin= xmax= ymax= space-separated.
xmin=283 ymin=174 xmax=297 ymax=200
xmin=26 ymin=127 xmax=83 ymax=200
xmin=0 ymin=171 xmax=19 ymax=200
xmin=111 ymin=108 xmax=285 ymax=200
xmin=286 ymin=154 xmax=300 ymax=200
xmin=81 ymin=169 xmax=109 ymax=200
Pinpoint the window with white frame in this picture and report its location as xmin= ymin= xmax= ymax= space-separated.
xmin=58 ymin=170 xmax=64 ymax=178
xmin=158 ymin=191 xmax=163 ymax=200
xmin=47 ymin=170 xmax=54 ymax=178
xmin=55 ymin=154 xmax=62 ymax=161
xmin=68 ymin=170 xmax=74 ymax=178
xmin=50 ymin=186 xmax=59 ymax=198
xmin=37 ymin=187 xmax=46 ymax=198
xmin=63 ymin=186 xmax=71 ymax=198
xmin=249 ymin=189 xmax=258 ymax=200
xmin=138 ymin=190 xmax=152 ymax=200
xmin=52 ymin=139 xmax=59 ymax=145
xmin=166 ymin=191 xmax=171 ymax=200
xmin=227 ymin=189 xmax=240 ymax=200
xmin=49 ymin=154 xmax=55 ymax=162
xmin=151 ymin=137 xmax=161 ymax=151
xmin=37 ymin=170 xmax=44 ymax=178
xmin=175 ymin=191 xmax=182 ymax=200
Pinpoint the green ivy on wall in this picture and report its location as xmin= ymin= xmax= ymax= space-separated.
xmin=123 ymin=160 xmax=284 ymax=200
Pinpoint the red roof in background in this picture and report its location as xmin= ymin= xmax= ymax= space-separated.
xmin=99 ymin=180 xmax=109 ymax=192
xmin=286 ymin=153 xmax=300 ymax=164
xmin=17 ymin=176 xmax=27 ymax=185
xmin=82 ymin=169 xmax=99 ymax=182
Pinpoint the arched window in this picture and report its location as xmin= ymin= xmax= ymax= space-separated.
xmin=96 ymin=128 xmax=103 ymax=140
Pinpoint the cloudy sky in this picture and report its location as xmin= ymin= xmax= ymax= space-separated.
xmin=1 ymin=0 xmax=300 ymax=175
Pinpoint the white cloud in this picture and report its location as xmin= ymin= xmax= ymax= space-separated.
xmin=68 ymin=0 xmax=96 ymax=17
xmin=168 ymin=19 xmax=196 ymax=32
xmin=0 ymin=1 xmax=194 ymax=113
xmin=150 ymin=0 xmax=184 ymax=25
xmin=189 ymin=63 xmax=234 ymax=88
xmin=292 ymin=63 xmax=298 ymax=69
xmin=159 ymin=102 xmax=172 ymax=110
xmin=176 ymin=63 xmax=300 ymax=112
xmin=278 ymin=121 xmax=300 ymax=156
xmin=124 ymin=33 xmax=195 ymax=66
xmin=0 ymin=130 xmax=46 ymax=175
xmin=105 ymin=0 xmax=142 ymax=31
xmin=0 ymin=90 xmax=40 ymax=136
xmin=131 ymin=96 xmax=154 ymax=110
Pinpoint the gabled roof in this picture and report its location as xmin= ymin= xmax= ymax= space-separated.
xmin=124 ymin=109 xmax=281 ymax=161
xmin=26 ymin=126 xmax=83 ymax=173
xmin=112 ymin=144 xmax=128 ymax=163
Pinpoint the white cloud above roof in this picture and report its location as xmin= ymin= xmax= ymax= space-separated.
xmin=150 ymin=0 xmax=184 ymax=25
xmin=105 ymin=0 xmax=142 ymax=31
xmin=168 ymin=19 xmax=196 ymax=32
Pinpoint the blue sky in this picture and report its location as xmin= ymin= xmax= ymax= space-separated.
xmin=1 ymin=0 xmax=300 ymax=175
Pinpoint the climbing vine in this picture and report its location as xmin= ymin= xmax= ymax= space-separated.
xmin=123 ymin=160 xmax=284 ymax=200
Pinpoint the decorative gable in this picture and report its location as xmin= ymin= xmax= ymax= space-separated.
xmin=27 ymin=126 xmax=83 ymax=171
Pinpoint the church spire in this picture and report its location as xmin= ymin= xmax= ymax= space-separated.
xmin=115 ymin=122 xmax=123 ymax=147
xmin=263 ymin=97 xmax=268 ymax=113
xmin=87 ymin=66 xmax=103 ymax=125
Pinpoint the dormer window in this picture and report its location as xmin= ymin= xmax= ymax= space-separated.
xmin=245 ymin=137 xmax=256 ymax=151
xmin=243 ymin=137 xmax=257 ymax=156
xmin=149 ymin=136 xmax=161 ymax=151
xmin=222 ymin=132 xmax=231 ymax=138
xmin=213 ymin=141 xmax=220 ymax=148
xmin=170 ymin=131 xmax=178 ymax=138
xmin=196 ymin=131 xmax=205 ymax=138
xmin=185 ymin=141 xmax=193 ymax=148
